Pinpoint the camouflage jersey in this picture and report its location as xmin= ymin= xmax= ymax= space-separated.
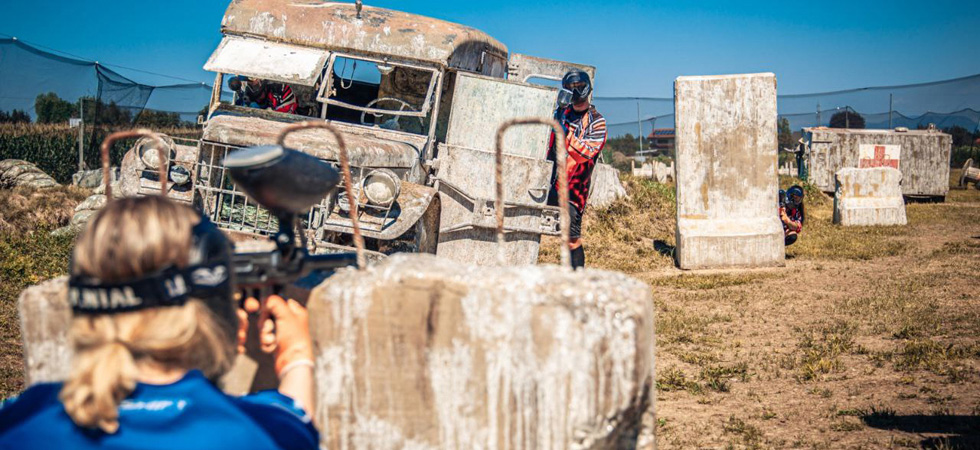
xmin=548 ymin=105 xmax=607 ymax=212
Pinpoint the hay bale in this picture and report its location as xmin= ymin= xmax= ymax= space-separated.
xmin=309 ymin=254 xmax=656 ymax=449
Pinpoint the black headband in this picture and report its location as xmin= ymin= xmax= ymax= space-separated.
xmin=67 ymin=216 xmax=232 ymax=315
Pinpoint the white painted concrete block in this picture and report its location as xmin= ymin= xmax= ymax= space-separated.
xmin=833 ymin=167 xmax=907 ymax=226
xmin=308 ymin=254 xmax=656 ymax=449
xmin=674 ymin=73 xmax=784 ymax=269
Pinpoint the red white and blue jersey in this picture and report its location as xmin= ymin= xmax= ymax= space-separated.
xmin=781 ymin=205 xmax=803 ymax=233
xmin=548 ymin=105 xmax=607 ymax=212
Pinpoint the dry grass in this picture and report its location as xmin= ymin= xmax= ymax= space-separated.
xmin=0 ymin=185 xmax=86 ymax=395
xmin=540 ymin=176 xmax=676 ymax=271
xmin=547 ymin=173 xmax=980 ymax=448
xmin=1 ymin=170 xmax=979 ymax=448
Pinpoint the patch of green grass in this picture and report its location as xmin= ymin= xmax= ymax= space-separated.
xmin=701 ymin=362 xmax=749 ymax=393
xmin=656 ymin=366 xmax=703 ymax=394
xmin=657 ymin=306 xmax=731 ymax=345
xmin=893 ymin=340 xmax=974 ymax=381
xmin=931 ymin=240 xmax=980 ymax=256
xmin=788 ymin=222 xmax=909 ymax=261
xmin=829 ymin=419 xmax=864 ymax=432
xmin=722 ymin=415 xmax=764 ymax=449
xmin=788 ymin=320 xmax=857 ymax=382
xmin=833 ymin=279 xmax=941 ymax=338
xmin=648 ymin=273 xmax=772 ymax=290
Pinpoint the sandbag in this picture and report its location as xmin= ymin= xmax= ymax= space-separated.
xmin=0 ymin=159 xmax=59 ymax=190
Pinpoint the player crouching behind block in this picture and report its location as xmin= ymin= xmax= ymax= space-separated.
xmin=0 ymin=196 xmax=318 ymax=450
xmin=779 ymin=185 xmax=805 ymax=246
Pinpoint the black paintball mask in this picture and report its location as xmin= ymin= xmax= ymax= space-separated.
xmin=562 ymin=70 xmax=593 ymax=105
xmin=67 ymin=214 xmax=237 ymax=333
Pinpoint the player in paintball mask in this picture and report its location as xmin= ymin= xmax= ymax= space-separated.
xmin=548 ymin=69 xmax=607 ymax=269
xmin=229 ymin=75 xmax=298 ymax=114
xmin=779 ymin=185 xmax=805 ymax=245
xmin=0 ymin=196 xmax=318 ymax=449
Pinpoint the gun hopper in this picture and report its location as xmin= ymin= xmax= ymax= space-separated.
xmin=224 ymin=143 xmax=358 ymax=294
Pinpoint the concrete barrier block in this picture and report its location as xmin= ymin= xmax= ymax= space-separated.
xmin=674 ymin=73 xmax=784 ymax=270
xmin=833 ymin=167 xmax=907 ymax=226
xmin=589 ymin=163 xmax=628 ymax=208
xmin=17 ymin=277 xmax=72 ymax=385
xmin=309 ymin=254 xmax=656 ymax=450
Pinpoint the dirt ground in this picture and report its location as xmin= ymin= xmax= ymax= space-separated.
xmin=2 ymin=173 xmax=979 ymax=449
xmin=544 ymin=175 xmax=980 ymax=449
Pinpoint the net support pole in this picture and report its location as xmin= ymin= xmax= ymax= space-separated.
xmin=889 ymin=94 xmax=893 ymax=129
xmin=78 ymin=99 xmax=84 ymax=171
xmin=637 ymin=101 xmax=643 ymax=154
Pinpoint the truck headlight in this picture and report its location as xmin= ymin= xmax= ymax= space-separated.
xmin=169 ymin=165 xmax=191 ymax=185
xmin=137 ymin=135 xmax=174 ymax=170
xmin=361 ymin=169 xmax=401 ymax=207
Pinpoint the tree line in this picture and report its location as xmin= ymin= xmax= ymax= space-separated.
xmin=0 ymin=92 xmax=199 ymax=128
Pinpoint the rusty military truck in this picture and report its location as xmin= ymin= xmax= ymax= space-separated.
xmin=117 ymin=0 xmax=596 ymax=265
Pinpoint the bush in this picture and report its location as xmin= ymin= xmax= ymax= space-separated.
xmin=0 ymin=123 xmax=201 ymax=183
xmin=951 ymin=145 xmax=980 ymax=168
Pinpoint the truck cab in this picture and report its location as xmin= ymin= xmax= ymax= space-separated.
xmin=119 ymin=0 xmax=596 ymax=265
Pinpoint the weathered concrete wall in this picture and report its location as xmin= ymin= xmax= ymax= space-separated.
xmin=833 ymin=167 xmax=907 ymax=226
xmin=674 ymin=73 xmax=784 ymax=270
xmin=805 ymin=128 xmax=951 ymax=198
xmin=588 ymin=163 xmax=627 ymax=208
xmin=309 ymin=254 xmax=656 ymax=450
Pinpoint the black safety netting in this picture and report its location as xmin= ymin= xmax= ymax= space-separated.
xmin=594 ymin=73 xmax=980 ymax=140
xmin=2 ymin=34 xmax=979 ymax=178
xmin=0 ymin=37 xmax=229 ymax=180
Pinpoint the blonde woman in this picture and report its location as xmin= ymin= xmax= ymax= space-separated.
xmin=0 ymin=196 xmax=318 ymax=449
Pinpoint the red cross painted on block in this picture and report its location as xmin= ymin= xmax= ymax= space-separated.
xmin=859 ymin=145 xmax=900 ymax=169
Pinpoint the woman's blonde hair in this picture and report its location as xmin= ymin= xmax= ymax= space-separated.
xmin=60 ymin=196 xmax=235 ymax=433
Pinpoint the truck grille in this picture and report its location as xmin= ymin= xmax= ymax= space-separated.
xmin=194 ymin=142 xmax=396 ymax=239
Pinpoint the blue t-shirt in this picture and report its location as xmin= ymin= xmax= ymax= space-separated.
xmin=0 ymin=370 xmax=318 ymax=450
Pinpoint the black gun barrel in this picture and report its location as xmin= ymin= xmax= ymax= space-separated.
xmin=232 ymin=250 xmax=357 ymax=289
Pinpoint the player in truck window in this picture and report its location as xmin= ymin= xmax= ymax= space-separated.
xmin=228 ymin=76 xmax=298 ymax=114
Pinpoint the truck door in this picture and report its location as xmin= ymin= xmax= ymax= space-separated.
xmin=435 ymin=72 xmax=560 ymax=266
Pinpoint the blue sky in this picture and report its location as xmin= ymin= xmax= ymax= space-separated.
xmin=1 ymin=0 xmax=978 ymax=97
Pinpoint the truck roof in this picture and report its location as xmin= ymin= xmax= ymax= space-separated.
xmin=221 ymin=0 xmax=508 ymax=70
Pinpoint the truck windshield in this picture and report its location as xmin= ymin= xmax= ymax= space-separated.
xmin=319 ymin=55 xmax=438 ymax=135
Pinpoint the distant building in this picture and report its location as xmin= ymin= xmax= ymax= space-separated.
xmin=647 ymin=128 xmax=675 ymax=151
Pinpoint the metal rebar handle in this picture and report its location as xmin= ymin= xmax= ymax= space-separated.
xmin=100 ymin=129 xmax=168 ymax=199
xmin=276 ymin=121 xmax=365 ymax=269
xmin=494 ymin=118 xmax=570 ymax=268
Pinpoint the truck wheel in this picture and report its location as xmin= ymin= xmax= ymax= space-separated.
xmin=415 ymin=197 xmax=440 ymax=254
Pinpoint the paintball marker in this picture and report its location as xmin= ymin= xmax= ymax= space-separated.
xmin=224 ymin=127 xmax=359 ymax=295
